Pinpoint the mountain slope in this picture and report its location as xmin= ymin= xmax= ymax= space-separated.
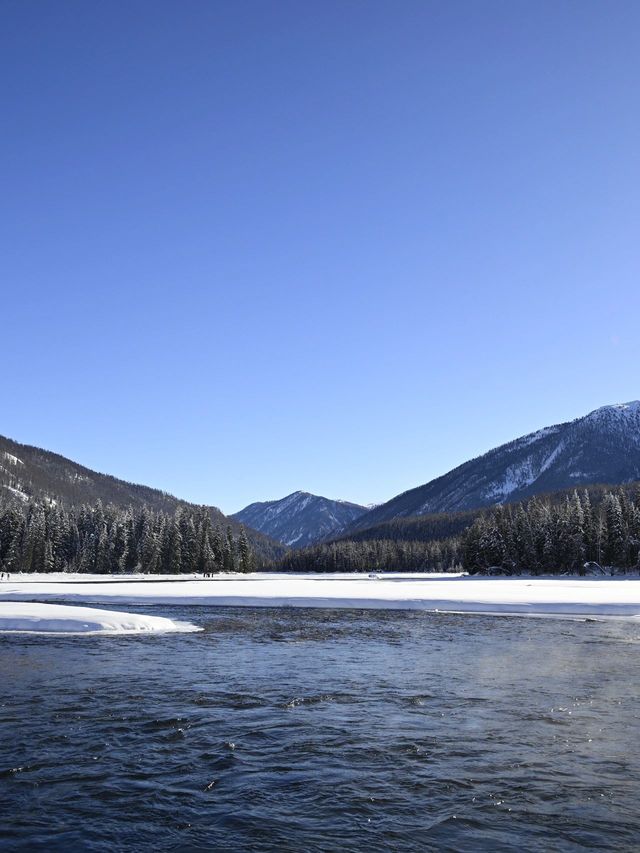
xmin=232 ymin=491 xmax=368 ymax=547
xmin=0 ymin=434 xmax=285 ymax=561
xmin=345 ymin=402 xmax=640 ymax=533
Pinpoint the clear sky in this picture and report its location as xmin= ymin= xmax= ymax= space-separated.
xmin=2 ymin=1 xmax=640 ymax=514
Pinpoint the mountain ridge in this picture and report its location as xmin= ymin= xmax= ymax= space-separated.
xmin=343 ymin=401 xmax=640 ymax=534
xmin=232 ymin=490 xmax=368 ymax=547
xmin=0 ymin=433 xmax=285 ymax=562
xmin=3 ymin=400 xmax=640 ymax=557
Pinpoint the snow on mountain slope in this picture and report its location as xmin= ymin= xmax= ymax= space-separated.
xmin=345 ymin=402 xmax=640 ymax=533
xmin=232 ymin=491 xmax=369 ymax=547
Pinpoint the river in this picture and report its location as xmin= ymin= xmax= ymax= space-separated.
xmin=1 ymin=606 xmax=639 ymax=851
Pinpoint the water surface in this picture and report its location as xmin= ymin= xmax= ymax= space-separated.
xmin=1 ymin=607 xmax=639 ymax=851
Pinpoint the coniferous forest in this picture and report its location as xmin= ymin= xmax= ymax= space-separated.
xmin=272 ymin=487 xmax=640 ymax=575
xmin=462 ymin=488 xmax=640 ymax=574
xmin=275 ymin=537 xmax=462 ymax=574
xmin=0 ymin=498 xmax=255 ymax=574
xmin=2 ymin=486 xmax=640 ymax=576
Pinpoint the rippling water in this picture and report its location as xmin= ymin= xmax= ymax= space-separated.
xmin=1 ymin=607 xmax=640 ymax=851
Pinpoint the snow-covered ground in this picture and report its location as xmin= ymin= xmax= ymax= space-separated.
xmin=2 ymin=572 xmax=640 ymax=619
xmin=0 ymin=602 xmax=201 ymax=635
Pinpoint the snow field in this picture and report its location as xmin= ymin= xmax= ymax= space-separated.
xmin=0 ymin=601 xmax=202 ymax=635
xmin=2 ymin=573 xmax=640 ymax=619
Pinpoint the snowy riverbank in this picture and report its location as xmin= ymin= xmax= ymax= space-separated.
xmin=2 ymin=572 xmax=640 ymax=619
xmin=0 ymin=601 xmax=202 ymax=635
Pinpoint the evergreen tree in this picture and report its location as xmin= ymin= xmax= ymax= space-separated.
xmin=238 ymin=528 xmax=253 ymax=573
xmin=604 ymin=493 xmax=626 ymax=569
xmin=165 ymin=518 xmax=183 ymax=575
xmin=223 ymin=525 xmax=236 ymax=572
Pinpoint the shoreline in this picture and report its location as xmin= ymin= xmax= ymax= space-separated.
xmin=2 ymin=573 xmax=640 ymax=620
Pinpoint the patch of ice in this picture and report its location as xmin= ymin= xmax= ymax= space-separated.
xmin=0 ymin=602 xmax=202 ymax=635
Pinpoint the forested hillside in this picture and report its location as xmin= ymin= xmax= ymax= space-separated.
xmin=0 ymin=435 xmax=285 ymax=562
xmin=0 ymin=498 xmax=256 ymax=574
xmin=335 ymin=509 xmax=480 ymax=545
xmin=272 ymin=485 xmax=640 ymax=575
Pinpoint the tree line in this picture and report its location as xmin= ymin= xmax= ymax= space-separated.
xmin=4 ymin=486 xmax=640 ymax=576
xmin=275 ymin=536 xmax=462 ymax=573
xmin=0 ymin=498 xmax=255 ymax=574
xmin=336 ymin=508 xmax=479 ymax=545
xmin=271 ymin=486 xmax=640 ymax=575
xmin=462 ymin=488 xmax=640 ymax=574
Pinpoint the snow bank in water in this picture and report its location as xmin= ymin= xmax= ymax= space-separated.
xmin=2 ymin=573 xmax=640 ymax=619
xmin=0 ymin=602 xmax=201 ymax=635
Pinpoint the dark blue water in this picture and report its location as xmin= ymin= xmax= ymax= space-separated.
xmin=1 ymin=607 xmax=640 ymax=852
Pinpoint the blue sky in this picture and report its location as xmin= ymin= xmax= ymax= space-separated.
xmin=2 ymin=1 xmax=640 ymax=513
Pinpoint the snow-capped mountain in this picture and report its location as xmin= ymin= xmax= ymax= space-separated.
xmin=345 ymin=402 xmax=640 ymax=533
xmin=232 ymin=491 xmax=368 ymax=547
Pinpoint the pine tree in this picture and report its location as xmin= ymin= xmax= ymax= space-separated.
xmin=581 ymin=490 xmax=595 ymax=562
xmin=604 ymin=493 xmax=627 ymax=569
xmin=94 ymin=523 xmax=110 ymax=574
xmin=24 ymin=505 xmax=46 ymax=572
xmin=238 ymin=528 xmax=253 ymax=573
xmin=210 ymin=525 xmax=224 ymax=569
xmin=564 ymin=492 xmax=586 ymax=571
xmin=166 ymin=518 xmax=183 ymax=575
xmin=201 ymin=533 xmax=217 ymax=574
xmin=223 ymin=525 xmax=236 ymax=572
xmin=179 ymin=514 xmax=198 ymax=572
xmin=112 ymin=520 xmax=129 ymax=574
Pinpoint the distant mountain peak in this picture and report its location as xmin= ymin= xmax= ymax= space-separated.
xmin=585 ymin=400 xmax=640 ymax=420
xmin=232 ymin=491 xmax=369 ymax=548
xmin=598 ymin=400 xmax=639 ymax=410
